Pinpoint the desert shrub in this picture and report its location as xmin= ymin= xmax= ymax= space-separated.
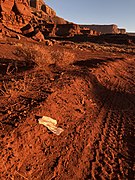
xmin=14 ymin=46 xmax=36 ymax=62
xmin=30 ymin=44 xmax=76 ymax=67
xmin=31 ymin=44 xmax=54 ymax=67
xmin=14 ymin=44 xmax=76 ymax=70
xmin=50 ymin=49 xmax=76 ymax=67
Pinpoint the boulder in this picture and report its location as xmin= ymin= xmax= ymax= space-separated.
xmin=0 ymin=25 xmax=5 ymax=39
xmin=41 ymin=23 xmax=56 ymax=37
xmin=32 ymin=30 xmax=44 ymax=41
xmin=15 ymin=0 xmax=32 ymax=17
xmin=21 ymin=24 xmax=34 ymax=35
xmin=45 ymin=40 xmax=53 ymax=46
xmin=0 ymin=0 xmax=31 ymax=16
xmin=5 ymin=30 xmax=11 ymax=37
xmin=0 ymin=31 xmax=3 ymax=39
xmin=10 ymin=33 xmax=21 ymax=39
xmin=0 ymin=0 xmax=14 ymax=13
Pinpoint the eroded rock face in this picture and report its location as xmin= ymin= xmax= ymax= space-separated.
xmin=32 ymin=30 xmax=44 ymax=41
xmin=30 ymin=0 xmax=56 ymax=17
xmin=0 ymin=0 xmax=59 ymax=33
xmin=42 ymin=4 xmax=56 ymax=17
xmin=52 ymin=16 xmax=67 ymax=25
xmin=21 ymin=23 xmax=34 ymax=35
xmin=0 ymin=0 xmax=32 ymax=32
xmin=80 ymin=24 xmax=120 ymax=34
xmin=56 ymin=24 xmax=80 ymax=37
xmin=15 ymin=0 xmax=32 ymax=16
xmin=0 ymin=0 xmax=31 ymax=16
xmin=0 ymin=0 xmax=14 ymax=13
xmin=0 ymin=27 xmax=4 ymax=39
xmin=0 ymin=0 xmax=80 ymax=39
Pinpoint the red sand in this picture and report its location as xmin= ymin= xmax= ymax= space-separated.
xmin=0 ymin=37 xmax=135 ymax=179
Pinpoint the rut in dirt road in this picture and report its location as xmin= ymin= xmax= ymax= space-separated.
xmin=43 ymin=57 xmax=135 ymax=180
xmin=86 ymin=58 xmax=135 ymax=180
xmin=0 ymin=54 xmax=134 ymax=180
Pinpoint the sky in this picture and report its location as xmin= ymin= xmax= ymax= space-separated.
xmin=45 ymin=0 xmax=135 ymax=32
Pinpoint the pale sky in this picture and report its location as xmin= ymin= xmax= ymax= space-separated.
xmin=45 ymin=0 xmax=135 ymax=32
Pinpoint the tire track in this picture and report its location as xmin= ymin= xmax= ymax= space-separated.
xmin=77 ymin=77 xmax=120 ymax=180
xmin=90 ymin=80 xmax=123 ymax=179
xmin=87 ymin=59 xmax=134 ymax=179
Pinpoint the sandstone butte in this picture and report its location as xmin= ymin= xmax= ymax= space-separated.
xmin=0 ymin=0 xmax=128 ymax=41
xmin=0 ymin=0 xmax=83 ymax=40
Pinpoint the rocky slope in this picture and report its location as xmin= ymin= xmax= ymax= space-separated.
xmin=0 ymin=0 xmax=82 ymax=39
xmin=0 ymin=0 xmax=32 ymax=31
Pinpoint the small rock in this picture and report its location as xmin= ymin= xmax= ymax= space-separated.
xmin=45 ymin=40 xmax=53 ymax=46
xmin=32 ymin=31 xmax=45 ymax=42
xmin=8 ymin=110 xmax=12 ymax=115
xmin=16 ymin=34 xmax=21 ymax=40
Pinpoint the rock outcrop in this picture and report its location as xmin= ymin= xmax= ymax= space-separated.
xmin=0 ymin=1 xmax=68 ymax=36
xmin=32 ymin=30 xmax=44 ymax=41
xmin=15 ymin=0 xmax=32 ymax=16
xmin=21 ymin=23 xmax=34 ymax=35
xmin=80 ymin=28 xmax=100 ymax=36
xmin=30 ymin=0 xmax=56 ymax=17
xmin=0 ymin=0 xmax=15 ymax=13
xmin=0 ymin=0 xmax=82 ymax=40
xmin=118 ymin=28 xmax=126 ymax=34
xmin=52 ymin=16 xmax=68 ymax=25
xmin=55 ymin=24 xmax=80 ymax=37
xmin=80 ymin=24 xmax=125 ymax=34
xmin=0 ymin=25 xmax=4 ymax=39
xmin=0 ymin=0 xmax=32 ymax=32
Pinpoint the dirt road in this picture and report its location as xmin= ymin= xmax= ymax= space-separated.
xmin=0 ymin=42 xmax=135 ymax=179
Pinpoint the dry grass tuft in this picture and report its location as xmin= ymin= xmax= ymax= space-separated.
xmin=0 ymin=44 xmax=76 ymax=99
xmin=50 ymin=49 xmax=76 ymax=67
xmin=14 ymin=43 xmax=76 ymax=69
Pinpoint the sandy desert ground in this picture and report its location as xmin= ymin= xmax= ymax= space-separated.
xmin=0 ymin=35 xmax=135 ymax=179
